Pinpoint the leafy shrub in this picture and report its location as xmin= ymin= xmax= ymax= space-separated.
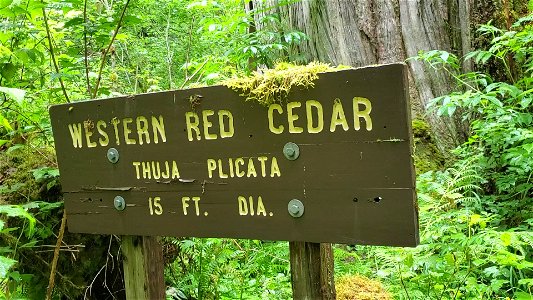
xmin=165 ymin=238 xmax=291 ymax=299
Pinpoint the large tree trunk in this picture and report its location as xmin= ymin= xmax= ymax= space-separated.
xmin=254 ymin=0 xmax=528 ymax=151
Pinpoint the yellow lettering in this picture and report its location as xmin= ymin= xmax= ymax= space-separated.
xmin=68 ymin=123 xmax=83 ymax=148
xmin=235 ymin=158 xmax=245 ymax=177
xmin=306 ymin=100 xmax=324 ymax=133
xmin=185 ymin=112 xmax=201 ymax=141
xmin=330 ymin=99 xmax=349 ymax=132
xmin=228 ymin=158 xmax=235 ymax=177
xmin=268 ymin=104 xmax=284 ymax=134
xmin=256 ymin=196 xmax=266 ymax=216
xmin=218 ymin=110 xmax=234 ymax=138
xmin=248 ymin=196 xmax=255 ymax=216
xmin=207 ymin=159 xmax=216 ymax=178
xmin=353 ymin=97 xmax=373 ymax=131
xmin=238 ymin=196 xmax=248 ymax=215
xmin=162 ymin=161 xmax=170 ymax=179
xmin=123 ymin=118 xmax=136 ymax=144
xmin=152 ymin=115 xmax=167 ymax=144
xmin=217 ymin=159 xmax=228 ymax=178
xmin=136 ymin=116 xmax=150 ymax=145
xmin=96 ymin=120 xmax=109 ymax=146
xmin=111 ymin=118 xmax=120 ymax=145
xmin=148 ymin=197 xmax=154 ymax=215
xmin=192 ymin=197 xmax=201 ymax=216
xmin=84 ymin=121 xmax=97 ymax=148
xmin=258 ymin=156 xmax=268 ymax=177
xmin=287 ymin=101 xmax=303 ymax=133
xmin=152 ymin=161 xmax=161 ymax=180
xmin=202 ymin=110 xmax=217 ymax=140
xmin=172 ymin=161 xmax=180 ymax=179
xmin=142 ymin=161 xmax=151 ymax=179
xmin=150 ymin=197 xmax=163 ymax=215
xmin=132 ymin=162 xmax=141 ymax=179
xmin=247 ymin=158 xmax=257 ymax=177
xmin=270 ymin=157 xmax=281 ymax=177
xmin=182 ymin=197 xmax=190 ymax=215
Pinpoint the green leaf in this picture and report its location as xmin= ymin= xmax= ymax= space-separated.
xmin=0 ymin=114 xmax=12 ymax=131
xmin=500 ymin=232 xmax=512 ymax=246
xmin=0 ymin=256 xmax=16 ymax=279
xmin=6 ymin=144 xmax=24 ymax=153
xmin=0 ymin=62 xmax=16 ymax=80
xmin=23 ymin=201 xmax=62 ymax=212
xmin=447 ymin=192 xmax=463 ymax=200
xmin=63 ymin=16 xmax=83 ymax=28
xmin=123 ymin=15 xmax=142 ymax=25
xmin=32 ymin=167 xmax=60 ymax=182
xmin=523 ymin=143 xmax=533 ymax=153
xmin=518 ymin=278 xmax=533 ymax=287
xmin=0 ymin=205 xmax=35 ymax=236
xmin=440 ymin=51 xmax=449 ymax=62
xmin=0 ymin=86 xmax=25 ymax=105
xmin=514 ymin=291 xmax=533 ymax=300
xmin=469 ymin=214 xmax=482 ymax=226
xmin=520 ymin=97 xmax=532 ymax=108
xmin=0 ymin=0 xmax=12 ymax=9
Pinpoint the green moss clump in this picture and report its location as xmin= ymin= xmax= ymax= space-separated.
xmin=0 ymin=146 xmax=58 ymax=205
xmin=412 ymin=119 xmax=431 ymax=138
xmin=223 ymin=62 xmax=350 ymax=106
xmin=336 ymin=275 xmax=392 ymax=300
xmin=412 ymin=119 xmax=445 ymax=174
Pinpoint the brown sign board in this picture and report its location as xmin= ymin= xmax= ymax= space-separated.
xmin=50 ymin=63 xmax=419 ymax=246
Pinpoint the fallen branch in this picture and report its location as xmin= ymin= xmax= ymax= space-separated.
xmin=46 ymin=209 xmax=67 ymax=300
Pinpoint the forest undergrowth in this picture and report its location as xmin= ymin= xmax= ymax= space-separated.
xmin=0 ymin=0 xmax=532 ymax=299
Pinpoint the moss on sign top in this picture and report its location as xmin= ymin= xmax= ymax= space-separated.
xmin=223 ymin=62 xmax=350 ymax=106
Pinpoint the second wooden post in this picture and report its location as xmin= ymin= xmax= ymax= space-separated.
xmin=290 ymin=242 xmax=336 ymax=300
xmin=122 ymin=236 xmax=165 ymax=299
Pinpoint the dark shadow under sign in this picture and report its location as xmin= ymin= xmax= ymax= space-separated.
xmin=50 ymin=63 xmax=419 ymax=246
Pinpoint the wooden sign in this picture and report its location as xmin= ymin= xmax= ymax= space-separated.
xmin=50 ymin=63 xmax=419 ymax=246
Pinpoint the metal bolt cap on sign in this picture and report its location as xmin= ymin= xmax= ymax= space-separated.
xmin=283 ymin=142 xmax=300 ymax=160
xmin=288 ymin=199 xmax=304 ymax=218
xmin=107 ymin=148 xmax=120 ymax=164
xmin=114 ymin=196 xmax=126 ymax=211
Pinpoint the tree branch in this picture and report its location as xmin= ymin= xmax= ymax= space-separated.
xmin=46 ymin=209 xmax=67 ymax=300
xmin=83 ymin=0 xmax=91 ymax=96
xmin=92 ymin=0 xmax=131 ymax=98
xmin=179 ymin=59 xmax=209 ymax=89
xmin=41 ymin=4 xmax=70 ymax=103
xmin=183 ymin=15 xmax=195 ymax=82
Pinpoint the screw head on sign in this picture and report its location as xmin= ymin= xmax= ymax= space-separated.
xmin=283 ymin=142 xmax=300 ymax=160
xmin=289 ymin=204 xmax=300 ymax=214
xmin=114 ymin=196 xmax=126 ymax=211
xmin=287 ymin=199 xmax=304 ymax=218
xmin=107 ymin=148 xmax=120 ymax=164
xmin=284 ymin=147 xmax=295 ymax=157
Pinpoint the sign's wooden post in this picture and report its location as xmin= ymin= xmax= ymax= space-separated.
xmin=122 ymin=236 xmax=165 ymax=299
xmin=290 ymin=242 xmax=336 ymax=300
